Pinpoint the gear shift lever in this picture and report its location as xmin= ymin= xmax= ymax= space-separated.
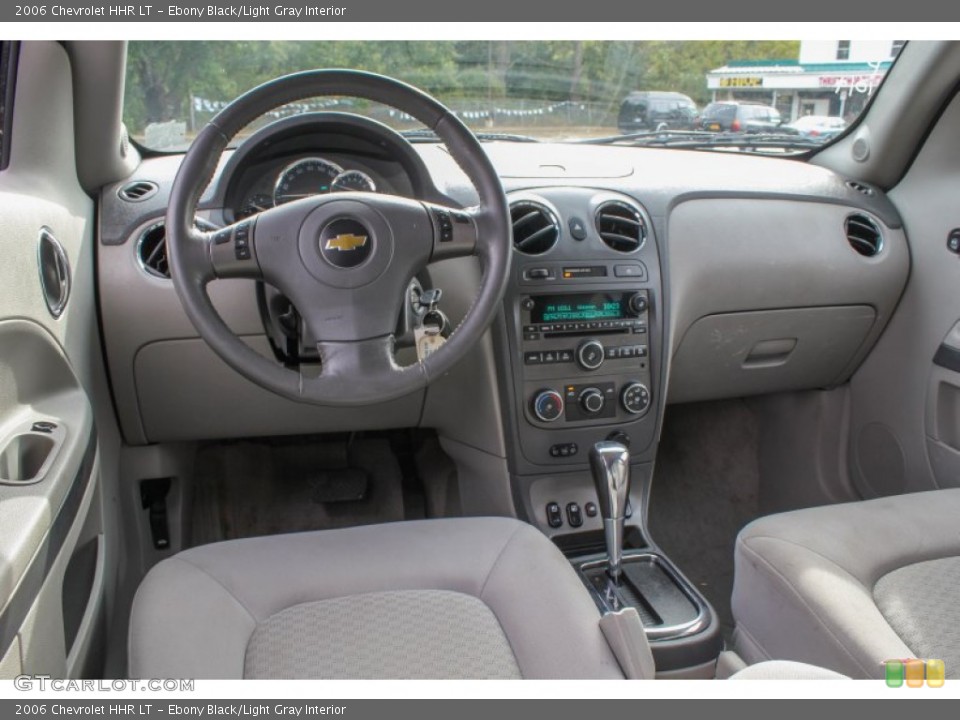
xmin=589 ymin=441 xmax=631 ymax=582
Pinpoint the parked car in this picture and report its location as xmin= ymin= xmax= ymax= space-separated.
xmin=784 ymin=114 xmax=847 ymax=140
xmin=700 ymin=101 xmax=784 ymax=133
xmin=617 ymin=91 xmax=699 ymax=133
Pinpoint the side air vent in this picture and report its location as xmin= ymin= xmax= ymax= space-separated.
xmin=845 ymin=214 xmax=883 ymax=257
xmin=846 ymin=180 xmax=875 ymax=197
xmin=595 ymin=201 xmax=645 ymax=253
xmin=510 ymin=201 xmax=559 ymax=255
xmin=118 ymin=180 xmax=159 ymax=202
xmin=137 ymin=219 xmax=218 ymax=279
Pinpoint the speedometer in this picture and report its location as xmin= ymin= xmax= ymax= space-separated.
xmin=273 ymin=157 xmax=343 ymax=205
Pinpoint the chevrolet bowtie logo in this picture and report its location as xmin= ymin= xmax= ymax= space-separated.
xmin=325 ymin=233 xmax=368 ymax=251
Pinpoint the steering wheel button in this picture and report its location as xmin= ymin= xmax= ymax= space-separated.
xmin=214 ymin=229 xmax=232 ymax=245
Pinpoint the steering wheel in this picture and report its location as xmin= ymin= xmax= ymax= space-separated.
xmin=166 ymin=71 xmax=511 ymax=406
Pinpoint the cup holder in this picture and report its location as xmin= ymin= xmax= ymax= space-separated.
xmin=0 ymin=424 xmax=63 ymax=485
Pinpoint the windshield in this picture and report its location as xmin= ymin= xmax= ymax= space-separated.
xmin=125 ymin=40 xmax=903 ymax=153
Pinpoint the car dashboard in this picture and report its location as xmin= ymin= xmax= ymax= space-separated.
xmin=96 ymin=113 xmax=909 ymax=543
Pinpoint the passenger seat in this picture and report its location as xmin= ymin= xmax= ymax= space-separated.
xmin=731 ymin=489 xmax=960 ymax=678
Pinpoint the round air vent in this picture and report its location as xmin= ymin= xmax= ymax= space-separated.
xmin=595 ymin=201 xmax=645 ymax=253
xmin=137 ymin=219 xmax=218 ymax=279
xmin=845 ymin=213 xmax=883 ymax=257
xmin=118 ymin=180 xmax=159 ymax=202
xmin=510 ymin=200 xmax=559 ymax=255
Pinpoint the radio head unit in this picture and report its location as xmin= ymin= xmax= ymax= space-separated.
xmin=522 ymin=291 xmax=648 ymax=335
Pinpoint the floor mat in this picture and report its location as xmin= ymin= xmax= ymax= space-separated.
xmin=648 ymin=400 xmax=761 ymax=642
xmin=190 ymin=437 xmax=407 ymax=546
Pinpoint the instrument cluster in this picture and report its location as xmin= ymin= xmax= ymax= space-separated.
xmin=234 ymin=156 xmax=381 ymax=221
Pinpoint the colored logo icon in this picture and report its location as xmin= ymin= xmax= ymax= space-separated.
xmin=883 ymin=658 xmax=945 ymax=688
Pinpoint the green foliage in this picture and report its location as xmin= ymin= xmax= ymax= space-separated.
xmin=124 ymin=40 xmax=801 ymax=135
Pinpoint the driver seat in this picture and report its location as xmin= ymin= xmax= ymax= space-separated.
xmin=128 ymin=517 xmax=629 ymax=679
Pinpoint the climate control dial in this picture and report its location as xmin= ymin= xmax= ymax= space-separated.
xmin=621 ymin=382 xmax=651 ymax=415
xmin=579 ymin=387 xmax=606 ymax=415
xmin=533 ymin=389 xmax=565 ymax=422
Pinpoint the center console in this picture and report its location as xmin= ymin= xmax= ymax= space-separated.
xmin=496 ymin=188 xmax=721 ymax=675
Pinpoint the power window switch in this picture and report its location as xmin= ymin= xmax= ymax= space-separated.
xmin=545 ymin=502 xmax=564 ymax=529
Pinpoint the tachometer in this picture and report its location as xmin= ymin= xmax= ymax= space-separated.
xmin=331 ymin=169 xmax=377 ymax=193
xmin=235 ymin=193 xmax=273 ymax=220
xmin=273 ymin=157 xmax=343 ymax=205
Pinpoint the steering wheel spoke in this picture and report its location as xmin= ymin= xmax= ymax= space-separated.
xmin=206 ymin=219 xmax=264 ymax=280
xmin=425 ymin=203 xmax=479 ymax=261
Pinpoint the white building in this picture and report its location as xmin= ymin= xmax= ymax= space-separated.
xmin=706 ymin=40 xmax=903 ymax=122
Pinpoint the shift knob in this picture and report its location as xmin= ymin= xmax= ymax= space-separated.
xmin=589 ymin=441 xmax=631 ymax=581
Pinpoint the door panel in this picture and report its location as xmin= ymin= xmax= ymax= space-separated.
xmin=0 ymin=41 xmax=104 ymax=677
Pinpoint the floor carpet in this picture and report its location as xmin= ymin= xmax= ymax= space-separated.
xmin=648 ymin=400 xmax=762 ymax=642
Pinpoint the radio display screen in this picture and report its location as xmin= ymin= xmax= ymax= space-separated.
xmin=531 ymin=293 xmax=626 ymax=324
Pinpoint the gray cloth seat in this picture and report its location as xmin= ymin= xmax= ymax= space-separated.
xmin=732 ymin=488 xmax=960 ymax=679
xmin=128 ymin=516 xmax=628 ymax=679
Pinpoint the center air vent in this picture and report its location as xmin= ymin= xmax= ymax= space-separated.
xmin=510 ymin=201 xmax=559 ymax=255
xmin=137 ymin=219 xmax=218 ymax=279
xmin=118 ymin=180 xmax=159 ymax=202
xmin=845 ymin=214 xmax=883 ymax=257
xmin=595 ymin=201 xmax=645 ymax=253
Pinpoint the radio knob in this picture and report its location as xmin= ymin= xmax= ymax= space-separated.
xmin=577 ymin=339 xmax=605 ymax=371
xmin=533 ymin=389 xmax=565 ymax=423
xmin=579 ymin=387 xmax=605 ymax=415
xmin=621 ymin=382 xmax=651 ymax=415
xmin=628 ymin=293 xmax=648 ymax=316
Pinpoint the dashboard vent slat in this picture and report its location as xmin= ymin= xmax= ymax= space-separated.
xmin=846 ymin=180 xmax=875 ymax=197
xmin=845 ymin=213 xmax=883 ymax=257
xmin=595 ymin=201 xmax=645 ymax=253
xmin=510 ymin=201 xmax=559 ymax=255
xmin=136 ymin=219 xmax=218 ymax=279
xmin=118 ymin=180 xmax=159 ymax=202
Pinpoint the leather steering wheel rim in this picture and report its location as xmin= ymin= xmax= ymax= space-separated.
xmin=166 ymin=70 xmax=511 ymax=407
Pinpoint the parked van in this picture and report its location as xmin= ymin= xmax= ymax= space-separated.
xmin=617 ymin=91 xmax=700 ymax=133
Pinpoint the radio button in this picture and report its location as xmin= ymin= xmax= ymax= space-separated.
xmin=524 ymin=352 xmax=542 ymax=365
xmin=524 ymin=332 xmax=541 ymax=341
xmin=523 ymin=325 xmax=537 ymax=333
xmin=577 ymin=339 xmax=605 ymax=371
xmin=543 ymin=351 xmax=558 ymax=364
xmin=558 ymin=349 xmax=574 ymax=363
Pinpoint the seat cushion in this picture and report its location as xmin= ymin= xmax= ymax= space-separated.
xmin=128 ymin=517 xmax=627 ymax=679
xmin=732 ymin=488 xmax=960 ymax=679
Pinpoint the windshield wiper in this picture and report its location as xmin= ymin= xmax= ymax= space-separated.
xmin=580 ymin=129 xmax=819 ymax=151
xmin=401 ymin=129 xmax=539 ymax=143
xmin=579 ymin=129 xmax=720 ymax=145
